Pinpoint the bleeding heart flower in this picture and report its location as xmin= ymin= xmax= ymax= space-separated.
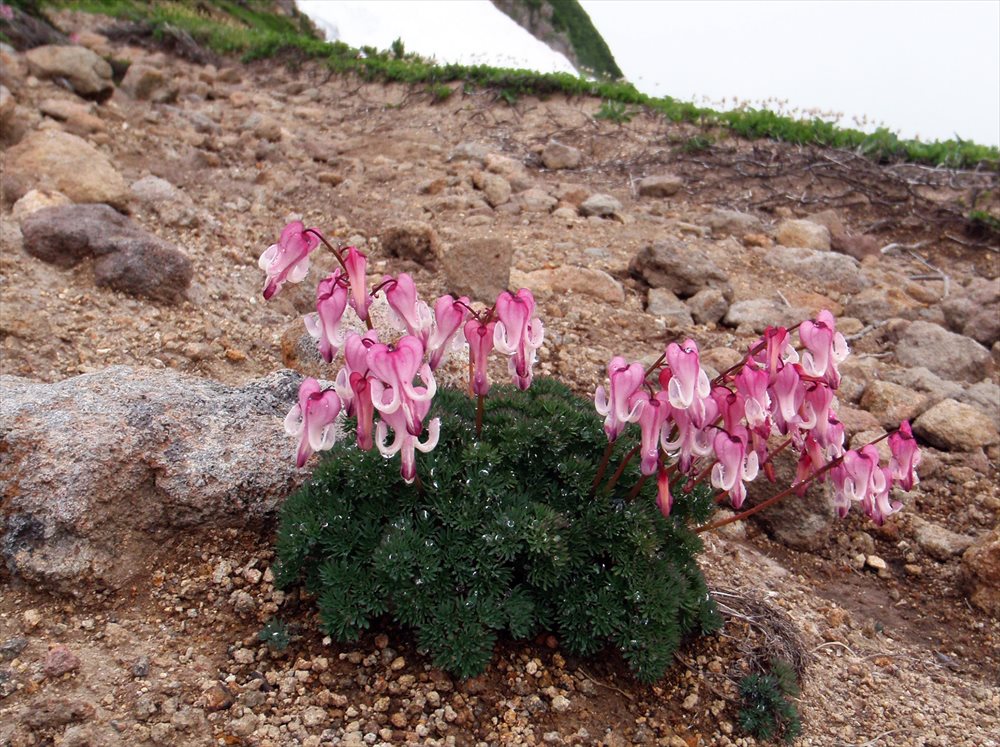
xmin=376 ymin=394 xmax=440 ymax=484
xmin=770 ymin=363 xmax=805 ymax=434
xmin=665 ymin=339 xmax=711 ymax=410
xmin=426 ymin=295 xmax=470 ymax=371
xmin=367 ymin=335 xmax=436 ymax=436
xmin=284 ymin=378 xmax=342 ymax=467
xmin=384 ymin=273 xmax=433 ymax=344
xmin=711 ymin=427 xmax=759 ymax=509
xmin=594 ymin=357 xmax=646 ymax=442
xmin=259 ymin=221 xmax=320 ymax=300
xmin=304 ymin=271 xmax=349 ymax=363
xmin=494 ymin=289 xmax=544 ymax=390
xmin=754 ymin=326 xmax=799 ymax=383
xmin=335 ymin=331 xmax=380 ymax=450
xmin=464 ymin=318 xmax=497 ymax=396
xmin=656 ymin=464 xmax=673 ymax=518
xmin=629 ymin=389 xmax=672 ymax=476
xmin=888 ymin=420 xmax=921 ymax=490
xmin=343 ymin=246 xmax=372 ymax=322
xmin=799 ymin=310 xmax=848 ymax=387
xmin=734 ymin=363 xmax=770 ymax=429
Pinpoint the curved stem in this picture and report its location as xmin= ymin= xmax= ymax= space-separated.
xmin=626 ymin=474 xmax=649 ymax=502
xmin=603 ymin=445 xmax=640 ymax=495
xmin=303 ymin=228 xmax=348 ymax=275
xmin=591 ymin=441 xmax=615 ymax=498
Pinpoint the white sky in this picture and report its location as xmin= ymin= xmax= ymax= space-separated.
xmin=581 ymin=0 xmax=1000 ymax=145
xmin=298 ymin=1 xmax=576 ymax=73
xmin=298 ymin=0 xmax=1000 ymax=147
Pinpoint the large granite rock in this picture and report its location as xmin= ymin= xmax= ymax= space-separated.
xmin=763 ymin=246 xmax=870 ymax=294
xmin=895 ymin=321 xmax=992 ymax=383
xmin=629 ymin=240 xmax=732 ymax=300
xmin=24 ymin=44 xmax=113 ymax=100
xmin=0 ymin=367 xmax=305 ymax=594
xmin=963 ymin=529 xmax=1000 ymax=616
xmin=913 ymin=398 xmax=999 ymax=451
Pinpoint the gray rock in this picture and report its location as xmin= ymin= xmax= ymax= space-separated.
xmin=646 ymin=288 xmax=693 ymax=327
xmin=913 ymin=398 xmax=999 ymax=451
xmin=847 ymin=286 xmax=920 ymax=324
xmin=380 ymin=221 xmax=440 ymax=267
xmin=686 ymin=288 xmax=729 ymax=325
xmin=129 ymin=175 xmax=198 ymax=227
xmin=628 ymin=240 xmax=732 ymax=300
xmin=541 ymin=139 xmax=581 ymax=170
xmin=578 ymin=193 xmax=622 ymax=218
xmin=763 ymin=246 xmax=870 ymax=294
xmin=883 ymin=366 xmax=964 ymax=405
xmin=516 ymin=188 xmax=557 ymax=213
xmin=913 ymin=520 xmax=974 ymax=561
xmin=959 ymin=381 xmax=1000 ymax=430
xmin=0 ymin=367 xmax=305 ymax=593
xmin=895 ymin=321 xmax=992 ymax=383
xmin=1 ymin=130 xmax=128 ymax=208
xmin=637 ymin=174 xmax=683 ymax=198
xmin=25 ymin=45 xmax=112 ymax=100
xmin=703 ymin=208 xmax=763 ymax=239
xmin=448 ymin=141 xmax=490 ymax=163
xmin=940 ymin=277 xmax=1000 ymax=346
xmin=747 ymin=449 xmax=834 ymax=551
xmin=775 ymin=219 xmax=831 ymax=251
xmin=442 ymin=237 xmax=513 ymax=302
xmin=723 ymin=298 xmax=808 ymax=333
xmin=119 ymin=63 xmax=178 ymax=103
xmin=20 ymin=204 xmax=192 ymax=302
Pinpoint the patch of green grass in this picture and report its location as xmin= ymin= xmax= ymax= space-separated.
xmin=42 ymin=1 xmax=999 ymax=170
xmin=594 ymin=99 xmax=637 ymax=125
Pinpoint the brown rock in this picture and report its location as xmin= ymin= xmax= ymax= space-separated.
xmin=380 ymin=221 xmax=440 ymax=267
xmin=962 ymin=529 xmax=1000 ymax=616
xmin=442 ymin=237 xmax=513 ymax=302
xmin=511 ymin=266 xmax=624 ymax=303
xmin=776 ymin=219 xmax=831 ymax=251
xmin=914 ymin=399 xmax=999 ymax=451
xmin=22 ymin=697 xmax=94 ymax=728
xmin=541 ymin=139 xmax=581 ymax=170
xmin=43 ymin=645 xmax=81 ymax=678
xmin=25 ymin=45 xmax=113 ymax=100
xmin=120 ymin=63 xmax=178 ymax=103
xmin=637 ymin=174 xmax=683 ymax=198
xmin=860 ymin=380 xmax=928 ymax=429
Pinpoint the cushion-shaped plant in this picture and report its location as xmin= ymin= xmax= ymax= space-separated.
xmin=275 ymin=378 xmax=719 ymax=681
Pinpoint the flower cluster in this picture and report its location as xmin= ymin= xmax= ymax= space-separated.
xmin=259 ymin=222 xmax=544 ymax=482
xmin=595 ymin=311 xmax=920 ymax=525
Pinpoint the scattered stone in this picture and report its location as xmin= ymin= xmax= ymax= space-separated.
xmin=723 ymin=298 xmax=808 ymax=332
xmin=200 ymin=682 xmax=235 ymax=711
xmin=511 ymin=266 xmax=624 ymax=303
xmin=449 ymin=141 xmax=490 ymax=163
xmin=859 ymin=380 xmax=928 ymax=430
xmin=914 ymin=520 xmax=975 ymax=561
xmin=776 ymin=218 xmax=831 ymax=251
xmin=962 ymin=529 xmax=1000 ymax=616
xmin=686 ymin=288 xmax=729 ymax=325
xmin=637 ymin=174 xmax=683 ymax=198
xmin=43 ymin=645 xmax=80 ymax=678
xmin=11 ymin=188 xmax=72 ymax=222
xmin=847 ymin=287 xmax=921 ymax=325
xmin=21 ymin=697 xmax=94 ymax=728
xmin=913 ymin=398 xmax=999 ymax=451
xmin=25 ymin=44 xmax=113 ymax=100
xmin=242 ymin=111 xmax=282 ymax=141
xmin=836 ymin=406 xmax=881 ymax=439
xmin=380 ymin=221 xmax=440 ymax=267
xmin=884 ymin=366 xmax=964 ymax=403
xmin=703 ymin=208 xmax=763 ymax=239
xmin=120 ymin=63 xmax=178 ymax=103
xmin=747 ymin=450 xmax=834 ymax=550
xmin=550 ymin=695 xmax=571 ymax=713
xmin=441 ymin=237 xmax=513 ymax=301
xmin=1 ymin=130 xmax=129 ymax=208
xmin=20 ymin=203 xmax=193 ymax=302
xmin=646 ymin=288 xmax=693 ymax=327
xmin=895 ymin=321 xmax=992 ymax=383
xmin=473 ymin=171 xmax=511 ymax=207
xmin=628 ymin=240 xmax=732 ymax=300
xmin=959 ymin=381 xmax=1000 ymax=430
xmin=516 ymin=187 xmax=558 ymax=213
xmin=578 ymin=193 xmax=622 ymax=218
xmin=763 ymin=246 xmax=870 ymax=294
xmin=681 ymin=693 xmax=699 ymax=711
xmin=131 ymin=656 xmax=150 ymax=678
xmin=865 ymin=555 xmax=888 ymax=575
xmin=130 ymin=175 xmax=198 ymax=227
xmin=0 ymin=367 xmax=305 ymax=592
xmin=0 ymin=638 xmax=27 ymax=660
xmin=541 ymin=139 xmax=581 ymax=170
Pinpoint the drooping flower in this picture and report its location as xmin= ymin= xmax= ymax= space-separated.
xmin=493 ymin=289 xmax=544 ymax=390
xmin=426 ymin=295 xmax=470 ymax=370
xmin=863 ymin=466 xmax=902 ymax=526
xmin=594 ymin=356 xmax=646 ymax=442
xmin=384 ymin=273 xmax=433 ymax=344
xmin=259 ymin=221 xmax=320 ymax=300
xmin=464 ymin=318 xmax=497 ymax=396
xmin=754 ymin=326 xmax=799 ymax=383
xmin=799 ymin=310 xmax=848 ymax=388
xmin=284 ymin=378 xmax=342 ymax=467
xmin=770 ymin=363 xmax=805 ymax=434
xmin=661 ymin=405 xmax=716 ymax=474
xmin=656 ymin=464 xmax=673 ymax=518
xmin=367 ymin=335 xmax=436 ymax=436
xmin=335 ymin=330 xmax=380 ymax=450
xmin=734 ymin=363 xmax=770 ymax=429
xmin=664 ymin=339 xmax=711 ymax=410
xmin=711 ymin=427 xmax=759 ymax=509
xmin=629 ymin=389 xmax=672 ymax=476
xmin=888 ymin=420 xmax=921 ymax=490
xmin=376 ymin=393 xmax=440 ymax=484
xmin=343 ymin=246 xmax=373 ymax=322
xmin=303 ymin=271 xmax=349 ymax=363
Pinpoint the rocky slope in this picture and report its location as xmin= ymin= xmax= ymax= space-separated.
xmin=1 ymin=8 xmax=999 ymax=747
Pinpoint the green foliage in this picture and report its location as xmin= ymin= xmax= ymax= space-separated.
xmin=969 ymin=209 xmax=1000 ymax=235
xmin=738 ymin=658 xmax=802 ymax=744
xmin=275 ymin=379 xmax=719 ymax=681
xmin=594 ymin=99 xmax=637 ymax=125
xmin=44 ymin=1 xmax=999 ymax=170
xmin=390 ymin=37 xmax=405 ymax=60
xmin=258 ymin=617 xmax=291 ymax=652
xmin=544 ymin=0 xmax=622 ymax=80
xmin=677 ymin=134 xmax=714 ymax=154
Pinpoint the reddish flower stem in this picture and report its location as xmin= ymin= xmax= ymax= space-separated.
xmin=303 ymin=229 xmax=373 ymax=330
xmin=591 ymin=441 xmax=615 ymax=498
xmin=475 ymin=393 xmax=485 ymax=438
xmin=627 ymin=474 xmax=649 ymax=502
xmin=603 ymin=445 xmax=640 ymax=495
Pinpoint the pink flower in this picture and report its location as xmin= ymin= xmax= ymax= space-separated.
xmin=754 ymin=326 xmax=799 ymax=383
xmin=665 ymin=339 xmax=710 ymax=410
xmin=832 ymin=445 xmax=881 ymax=505
xmin=1 ymin=5 xmax=15 ymax=20
xmin=594 ymin=356 xmax=646 ymax=442
xmin=711 ymin=427 xmax=759 ymax=509
xmin=304 ymin=271 xmax=349 ymax=363
xmin=770 ymin=363 xmax=805 ymax=434
xmin=343 ymin=246 xmax=372 ymax=322
xmin=799 ymin=310 xmax=848 ymax=387
xmin=367 ymin=335 xmax=436 ymax=436
xmin=284 ymin=378 xmax=342 ymax=467
xmin=258 ymin=221 xmax=320 ymax=300
xmin=464 ymin=318 xmax=497 ymax=396
xmin=712 ymin=386 xmax=746 ymax=434
xmin=493 ymin=289 xmax=544 ymax=391
xmin=630 ymin=390 xmax=672 ymax=476
xmin=734 ymin=363 xmax=770 ymax=429
xmin=863 ymin=466 xmax=901 ymax=526
xmin=384 ymin=273 xmax=433 ymax=344
xmin=888 ymin=420 xmax=921 ymax=490
xmin=426 ymin=295 xmax=470 ymax=370
xmin=661 ymin=406 xmax=715 ymax=474
xmin=335 ymin=331 xmax=380 ymax=450
xmin=656 ymin=465 xmax=673 ymax=518
xmin=376 ymin=395 xmax=440 ymax=484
